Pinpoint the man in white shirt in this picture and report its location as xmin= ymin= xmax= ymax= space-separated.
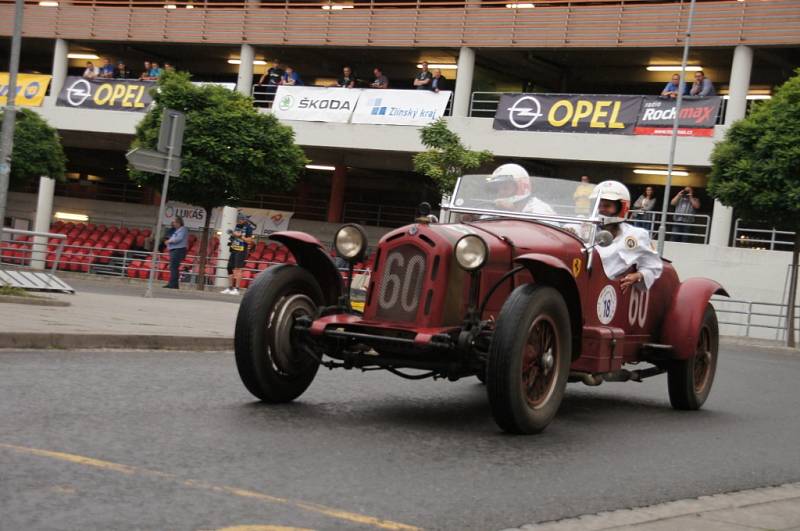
xmin=590 ymin=180 xmax=663 ymax=292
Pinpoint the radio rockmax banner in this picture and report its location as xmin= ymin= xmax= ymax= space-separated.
xmin=634 ymin=96 xmax=722 ymax=137
xmin=0 ymin=73 xmax=51 ymax=107
xmin=57 ymin=76 xmax=155 ymax=112
xmin=272 ymin=86 xmax=452 ymax=126
xmin=493 ymin=94 xmax=642 ymax=134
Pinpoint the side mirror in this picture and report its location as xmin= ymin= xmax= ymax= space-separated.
xmin=595 ymin=230 xmax=614 ymax=247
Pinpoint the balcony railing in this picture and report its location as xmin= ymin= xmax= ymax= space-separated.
xmin=1 ymin=0 xmax=798 ymax=48
xmin=734 ymin=219 xmax=796 ymax=252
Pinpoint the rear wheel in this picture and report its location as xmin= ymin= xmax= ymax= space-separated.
xmin=668 ymin=304 xmax=719 ymax=410
xmin=235 ymin=265 xmax=323 ymax=403
xmin=487 ymin=284 xmax=571 ymax=434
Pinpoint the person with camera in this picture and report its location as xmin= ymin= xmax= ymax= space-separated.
xmin=670 ymin=186 xmax=701 ymax=243
xmin=222 ymin=215 xmax=254 ymax=295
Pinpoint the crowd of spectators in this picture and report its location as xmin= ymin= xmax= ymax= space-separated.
xmin=81 ymin=58 xmax=175 ymax=81
xmin=660 ymin=69 xmax=715 ymax=99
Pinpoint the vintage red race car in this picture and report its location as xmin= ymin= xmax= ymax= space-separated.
xmin=234 ymin=175 xmax=727 ymax=434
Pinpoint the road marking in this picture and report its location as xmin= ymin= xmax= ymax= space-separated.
xmin=0 ymin=443 xmax=421 ymax=531
xmin=214 ymin=526 xmax=314 ymax=531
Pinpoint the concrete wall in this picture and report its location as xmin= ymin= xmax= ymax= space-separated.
xmin=31 ymin=101 xmax=720 ymax=167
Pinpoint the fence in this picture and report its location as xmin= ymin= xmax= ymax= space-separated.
xmin=733 ymin=219 xmax=795 ymax=252
xmin=712 ymin=296 xmax=799 ymax=344
xmin=628 ymin=210 xmax=710 ymax=244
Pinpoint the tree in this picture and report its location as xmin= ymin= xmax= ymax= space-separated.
xmin=0 ymin=108 xmax=66 ymax=185
xmin=129 ymin=71 xmax=308 ymax=289
xmin=708 ymin=69 xmax=800 ymax=347
xmin=413 ymin=118 xmax=493 ymax=194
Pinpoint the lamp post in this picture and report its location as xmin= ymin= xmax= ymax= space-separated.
xmin=0 ymin=0 xmax=25 ymax=228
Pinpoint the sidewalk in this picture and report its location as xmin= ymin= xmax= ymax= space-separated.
xmin=504 ymin=482 xmax=800 ymax=531
xmin=0 ymin=277 xmax=238 ymax=350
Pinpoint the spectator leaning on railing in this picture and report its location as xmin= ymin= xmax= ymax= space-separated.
xmin=115 ymin=62 xmax=132 ymax=79
xmin=370 ymin=67 xmax=389 ymax=89
xmin=430 ymin=68 xmax=447 ymax=93
xmin=98 ymin=58 xmax=115 ymax=79
xmin=280 ymin=66 xmax=303 ymax=86
xmin=632 ymin=186 xmax=658 ymax=232
xmin=690 ymin=70 xmax=715 ymax=97
xmin=660 ymin=73 xmax=689 ymax=99
xmin=338 ymin=66 xmax=357 ymax=88
xmin=139 ymin=61 xmax=152 ymax=81
xmin=82 ymin=61 xmax=99 ymax=79
xmin=149 ymin=62 xmax=164 ymax=79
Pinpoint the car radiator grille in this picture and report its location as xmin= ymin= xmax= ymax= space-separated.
xmin=375 ymin=244 xmax=427 ymax=322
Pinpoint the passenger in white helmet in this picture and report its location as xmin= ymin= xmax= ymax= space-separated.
xmin=487 ymin=163 xmax=556 ymax=216
xmin=590 ymin=180 xmax=663 ymax=292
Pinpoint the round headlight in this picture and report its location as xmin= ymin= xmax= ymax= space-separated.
xmin=454 ymin=235 xmax=488 ymax=271
xmin=335 ymin=224 xmax=367 ymax=262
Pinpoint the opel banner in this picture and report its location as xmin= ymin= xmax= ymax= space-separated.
xmin=493 ymin=93 xmax=642 ymax=134
xmin=57 ymin=76 xmax=155 ymax=112
xmin=634 ymin=96 xmax=722 ymax=137
xmin=272 ymin=86 xmax=360 ymax=123
xmin=0 ymin=73 xmax=51 ymax=107
xmin=351 ymin=89 xmax=451 ymax=126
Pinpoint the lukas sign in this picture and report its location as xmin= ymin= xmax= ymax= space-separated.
xmin=272 ymin=86 xmax=360 ymax=123
xmin=57 ymin=76 xmax=154 ymax=112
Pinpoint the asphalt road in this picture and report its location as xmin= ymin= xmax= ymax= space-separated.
xmin=1 ymin=344 xmax=799 ymax=531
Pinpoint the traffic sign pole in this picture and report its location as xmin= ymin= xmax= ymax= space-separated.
xmin=145 ymin=111 xmax=181 ymax=298
xmin=0 ymin=0 xmax=25 ymax=230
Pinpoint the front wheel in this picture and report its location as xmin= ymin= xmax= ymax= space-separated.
xmin=668 ymin=304 xmax=719 ymax=410
xmin=487 ymin=284 xmax=572 ymax=434
xmin=234 ymin=264 xmax=323 ymax=403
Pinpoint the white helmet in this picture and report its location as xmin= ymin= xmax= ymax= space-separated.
xmin=589 ymin=180 xmax=631 ymax=223
xmin=488 ymin=164 xmax=531 ymax=205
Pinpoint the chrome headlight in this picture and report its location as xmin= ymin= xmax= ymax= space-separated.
xmin=454 ymin=235 xmax=488 ymax=271
xmin=335 ymin=224 xmax=368 ymax=262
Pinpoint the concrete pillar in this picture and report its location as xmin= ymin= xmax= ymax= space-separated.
xmin=451 ymin=46 xmax=475 ymax=118
xmin=214 ymin=206 xmax=238 ymax=288
xmin=48 ymin=38 xmax=69 ymax=105
xmin=709 ymin=45 xmax=753 ymax=247
xmin=327 ymin=165 xmax=347 ymax=223
xmin=236 ymin=44 xmax=255 ymax=97
xmin=30 ymin=176 xmax=55 ymax=270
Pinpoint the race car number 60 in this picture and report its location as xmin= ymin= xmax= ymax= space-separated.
xmin=379 ymin=252 xmax=425 ymax=312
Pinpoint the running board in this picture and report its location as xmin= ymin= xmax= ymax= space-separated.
xmin=0 ymin=269 xmax=75 ymax=293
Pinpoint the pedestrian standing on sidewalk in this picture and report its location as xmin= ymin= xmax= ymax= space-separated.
xmin=164 ymin=216 xmax=188 ymax=289
xmin=222 ymin=215 xmax=254 ymax=295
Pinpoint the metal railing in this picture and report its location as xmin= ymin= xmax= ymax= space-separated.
xmin=342 ymin=202 xmax=417 ymax=228
xmin=733 ymin=219 xmax=796 ymax=252
xmin=3 ymin=0 xmax=798 ymax=50
xmin=628 ymin=210 xmax=711 ymax=244
xmin=0 ymin=228 xmax=67 ymax=280
xmin=712 ymin=296 xmax=799 ymax=343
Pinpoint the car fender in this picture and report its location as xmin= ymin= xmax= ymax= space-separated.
xmin=514 ymin=253 xmax=582 ymax=359
xmin=660 ymin=278 xmax=728 ymax=360
xmin=269 ymin=231 xmax=343 ymax=305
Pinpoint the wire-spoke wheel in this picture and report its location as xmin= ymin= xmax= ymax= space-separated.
xmin=488 ymin=284 xmax=571 ymax=435
xmin=668 ymin=304 xmax=719 ymax=410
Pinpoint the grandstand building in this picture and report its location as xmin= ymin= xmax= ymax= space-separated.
xmin=1 ymin=0 xmax=799 ymax=336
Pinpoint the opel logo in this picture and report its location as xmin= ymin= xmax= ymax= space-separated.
xmin=508 ymin=96 xmax=543 ymax=129
xmin=66 ymin=79 xmax=92 ymax=106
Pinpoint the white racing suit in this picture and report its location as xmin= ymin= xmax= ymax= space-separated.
xmin=597 ymin=222 xmax=663 ymax=289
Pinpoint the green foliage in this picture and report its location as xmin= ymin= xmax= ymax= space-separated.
xmin=129 ymin=71 xmax=308 ymax=211
xmin=413 ymin=118 xmax=493 ymax=193
xmin=0 ymin=108 xmax=67 ymax=184
xmin=708 ymin=69 xmax=800 ymax=228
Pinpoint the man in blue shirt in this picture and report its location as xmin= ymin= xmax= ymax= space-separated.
xmin=690 ymin=70 xmax=716 ymax=97
xmin=660 ymin=74 xmax=689 ymax=99
xmin=98 ymin=58 xmax=115 ymax=79
xmin=164 ymin=216 xmax=188 ymax=289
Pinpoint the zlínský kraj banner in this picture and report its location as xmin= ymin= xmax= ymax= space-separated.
xmin=0 ymin=73 xmax=51 ymax=107
xmin=351 ymin=89 xmax=452 ymax=126
xmin=57 ymin=76 xmax=155 ymax=112
xmin=272 ymin=86 xmax=361 ymax=123
xmin=634 ymin=96 xmax=722 ymax=137
xmin=493 ymin=93 xmax=642 ymax=134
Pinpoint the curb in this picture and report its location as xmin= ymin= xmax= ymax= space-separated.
xmin=0 ymin=295 xmax=71 ymax=307
xmin=0 ymin=333 xmax=233 ymax=351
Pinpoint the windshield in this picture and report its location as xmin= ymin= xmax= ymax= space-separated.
xmin=448 ymin=175 xmax=599 ymax=243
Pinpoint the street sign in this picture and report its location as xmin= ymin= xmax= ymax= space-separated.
xmin=157 ymin=109 xmax=185 ymax=156
xmin=126 ymin=148 xmax=181 ymax=175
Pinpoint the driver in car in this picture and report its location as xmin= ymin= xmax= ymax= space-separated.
xmin=487 ymin=164 xmax=557 ymax=216
xmin=590 ymin=180 xmax=663 ymax=293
